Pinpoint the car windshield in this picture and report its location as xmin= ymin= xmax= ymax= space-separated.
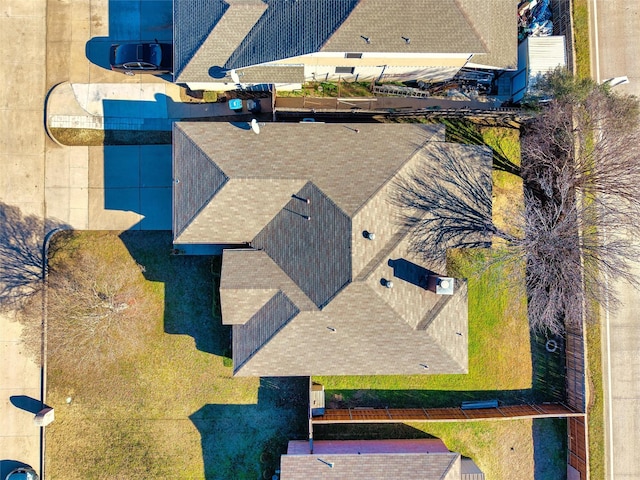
xmin=148 ymin=44 xmax=162 ymax=66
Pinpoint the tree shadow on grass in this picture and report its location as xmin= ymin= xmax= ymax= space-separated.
xmin=118 ymin=231 xmax=230 ymax=357
xmin=443 ymin=119 xmax=521 ymax=176
xmin=190 ymin=377 xmax=308 ymax=480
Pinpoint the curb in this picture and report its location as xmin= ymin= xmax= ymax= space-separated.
xmin=39 ymin=227 xmax=71 ymax=480
xmin=43 ymin=82 xmax=67 ymax=147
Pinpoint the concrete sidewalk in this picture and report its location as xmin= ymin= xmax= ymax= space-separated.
xmin=0 ymin=0 xmax=47 ymax=477
xmin=46 ymin=82 xmax=272 ymax=132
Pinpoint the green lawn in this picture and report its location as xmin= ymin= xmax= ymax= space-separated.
xmin=314 ymin=127 xmax=532 ymax=407
xmin=586 ymin=317 xmax=604 ymax=480
xmin=314 ymin=248 xmax=531 ymax=408
xmin=570 ymin=2 xmax=605 ymax=475
xmin=312 ymin=126 xmax=568 ymax=480
xmin=45 ymin=232 xmax=307 ymax=480
xmin=277 ymin=81 xmax=374 ymax=97
xmin=573 ymin=0 xmax=592 ymax=79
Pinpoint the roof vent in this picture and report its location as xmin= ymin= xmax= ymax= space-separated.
xmin=292 ymin=194 xmax=311 ymax=204
xmin=402 ymin=36 xmax=411 ymax=44
xmin=435 ymin=277 xmax=454 ymax=295
xmin=384 ymin=279 xmax=393 ymax=289
xmin=360 ymin=35 xmax=371 ymax=44
xmin=250 ymin=118 xmax=260 ymax=134
xmin=317 ymin=458 xmax=334 ymax=468
xmin=363 ymin=230 xmax=375 ymax=240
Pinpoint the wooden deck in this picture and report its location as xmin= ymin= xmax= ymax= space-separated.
xmin=312 ymin=403 xmax=582 ymax=424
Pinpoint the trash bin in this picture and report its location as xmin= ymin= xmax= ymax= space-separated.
xmin=228 ymin=98 xmax=243 ymax=111
xmin=247 ymin=99 xmax=261 ymax=113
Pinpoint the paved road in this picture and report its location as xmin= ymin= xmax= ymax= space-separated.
xmin=590 ymin=1 xmax=640 ymax=479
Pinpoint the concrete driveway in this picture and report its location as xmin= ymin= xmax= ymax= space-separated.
xmin=45 ymin=0 xmax=174 ymax=230
xmin=590 ymin=1 xmax=640 ymax=478
xmin=1 ymin=1 xmax=173 ymax=477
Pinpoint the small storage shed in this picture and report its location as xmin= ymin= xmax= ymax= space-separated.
xmin=512 ymin=35 xmax=566 ymax=101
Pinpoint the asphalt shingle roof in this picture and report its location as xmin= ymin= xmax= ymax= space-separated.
xmin=280 ymin=452 xmax=460 ymax=480
xmin=281 ymin=439 xmax=474 ymax=480
xmin=173 ymin=122 xmax=492 ymax=376
xmin=320 ymin=0 xmax=482 ymax=54
xmin=459 ymin=0 xmax=518 ymax=69
xmin=173 ymin=0 xmax=516 ymax=83
xmin=172 ymin=124 xmax=228 ymax=240
xmin=172 ymin=122 xmax=438 ymax=219
xmin=232 ymin=290 xmax=299 ymax=369
xmin=173 ymin=0 xmax=229 ymax=80
xmin=253 ymin=182 xmax=352 ymax=309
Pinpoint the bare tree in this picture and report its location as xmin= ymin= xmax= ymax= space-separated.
xmin=395 ymin=72 xmax=640 ymax=334
xmin=19 ymin=237 xmax=154 ymax=371
xmin=520 ymin=72 xmax=640 ymax=333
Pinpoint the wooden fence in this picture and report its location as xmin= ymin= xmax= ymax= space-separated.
xmin=312 ymin=403 xmax=581 ymax=424
xmin=551 ymin=0 xmax=575 ymax=73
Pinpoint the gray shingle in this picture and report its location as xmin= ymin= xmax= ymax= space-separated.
xmin=225 ymin=0 xmax=359 ymax=69
xmin=233 ymin=291 xmax=299 ymax=371
xmin=173 ymin=122 xmax=440 ymax=216
xmin=280 ymin=451 xmax=460 ymax=480
xmin=174 ymin=0 xmax=516 ymax=83
xmin=173 ymin=124 xmax=228 ymax=241
xmin=458 ymin=0 xmax=518 ymax=69
xmin=221 ymin=249 xmax=318 ymax=314
xmin=173 ymin=0 xmax=229 ymax=80
xmin=174 ymin=122 xmax=492 ymax=376
xmin=321 ymin=0 xmax=483 ymax=54
xmin=253 ymin=182 xmax=351 ymax=309
xmin=175 ymin=0 xmax=268 ymax=83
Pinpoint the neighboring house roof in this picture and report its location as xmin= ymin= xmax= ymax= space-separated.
xmin=457 ymin=0 xmax=519 ymax=70
xmin=172 ymin=122 xmax=492 ymax=376
xmin=173 ymin=0 xmax=517 ymax=83
xmin=281 ymin=439 xmax=463 ymax=480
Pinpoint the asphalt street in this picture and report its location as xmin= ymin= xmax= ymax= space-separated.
xmin=590 ymin=1 xmax=640 ymax=479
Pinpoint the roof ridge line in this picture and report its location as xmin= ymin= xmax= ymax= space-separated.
xmin=351 ymin=125 xmax=444 ymax=218
xmin=453 ymin=0 xmax=489 ymax=55
xmin=354 ymin=226 xmax=409 ymax=282
xmin=233 ymin=290 xmax=300 ymax=375
xmin=173 ymin=125 xmax=230 ymax=241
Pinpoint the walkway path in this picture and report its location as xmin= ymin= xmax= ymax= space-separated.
xmin=0 ymin=1 xmax=47 ymax=478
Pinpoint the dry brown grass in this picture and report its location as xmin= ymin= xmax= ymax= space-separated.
xmin=49 ymin=128 xmax=171 ymax=146
xmin=414 ymin=418 xmax=566 ymax=480
xmin=44 ymin=232 xmax=306 ymax=479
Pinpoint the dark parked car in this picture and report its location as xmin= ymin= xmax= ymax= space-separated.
xmin=109 ymin=42 xmax=172 ymax=75
xmin=5 ymin=467 xmax=38 ymax=480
